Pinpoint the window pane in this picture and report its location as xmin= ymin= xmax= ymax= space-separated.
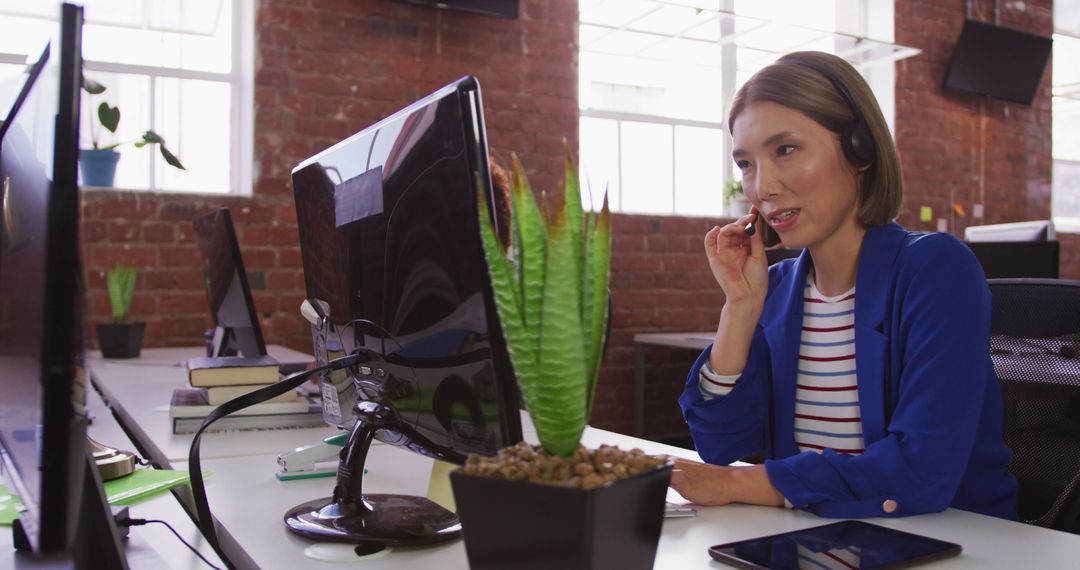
xmin=580 ymin=117 xmax=620 ymax=211
xmin=79 ymin=72 xmax=152 ymax=189
xmin=82 ymin=0 xmax=231 ymax=73
xmin=1053 ymin=161 xmax=1080 ymax=218
xmin=674 ymin=126 xmax=724 ymax=217
xmin=621 ymin=121 xmax=673 ymax=214
xmin=0 ymin=62 xmax=29 ymax=115
xmin=155 ymin=78 xmax=231 ymax=193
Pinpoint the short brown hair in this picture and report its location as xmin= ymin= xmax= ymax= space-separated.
xmin=728 ymin=51 xmax=902 ymax=247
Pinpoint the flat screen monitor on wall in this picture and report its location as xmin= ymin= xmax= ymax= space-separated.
xmin=393 ymin=0 xmax=518 ymax=18
xmin=943 ymin=19 xmax=1052 ymax=105
xmin=193 ymin=207 xmax=268 ymax=359
xmin=0 ymin=4 xmax=127 ymax=567
xmin=287 ymin=75 xmax=523 ymax=547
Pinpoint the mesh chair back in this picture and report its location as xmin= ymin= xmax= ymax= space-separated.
xmin=988 ymin=278 xmax=1080 ymax=533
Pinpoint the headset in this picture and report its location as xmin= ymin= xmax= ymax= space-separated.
xmin=786 ymin=58 xmax=876 ymax=168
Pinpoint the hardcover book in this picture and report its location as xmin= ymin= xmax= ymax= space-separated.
xmin=185 ymin=355 xmax=280 ymax=387
xmin=205 ymin=384 xmax=298 ymax=405
xmin=168 ymin=388 xmax=325 ymax=434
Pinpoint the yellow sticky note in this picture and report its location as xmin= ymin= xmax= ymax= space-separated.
xmin=919 ymin=206 xmax=932 ymax=222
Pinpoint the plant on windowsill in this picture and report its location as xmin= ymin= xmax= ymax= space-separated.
xmin=79 ymin=76 xmax=185 ymax=188
xmin=96 ymin=263 xmax=146 ymax=359
xmin=725 ymin=178 xmax=750 ymax=217
xmin=448 ymin=145 xmax=672 ymax=570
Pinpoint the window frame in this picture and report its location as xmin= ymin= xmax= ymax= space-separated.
xmin=0 ymin=0 xmax=254 ymax=196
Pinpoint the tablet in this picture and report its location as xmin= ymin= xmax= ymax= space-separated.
xmin=708 ymin=520 xmax=961 ymax=569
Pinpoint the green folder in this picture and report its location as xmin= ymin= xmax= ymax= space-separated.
xmin=1 ymin=468 xmax=201 ymax=525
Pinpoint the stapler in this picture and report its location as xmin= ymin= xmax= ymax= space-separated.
xmin=275 ymin=431 xmax=349 ymax=481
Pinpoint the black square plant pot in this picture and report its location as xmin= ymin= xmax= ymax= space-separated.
xmin=96 ymin=322 xmax=146 ymax=359
xmin=450 ymin=463 xmax=672 ymax=570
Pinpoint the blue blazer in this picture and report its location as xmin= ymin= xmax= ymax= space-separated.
xmin=679 ymin=223 xmax=1018 ymax=519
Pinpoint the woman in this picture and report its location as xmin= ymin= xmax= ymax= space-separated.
xmin=672 ymin=51 xmax=1017 ymax=520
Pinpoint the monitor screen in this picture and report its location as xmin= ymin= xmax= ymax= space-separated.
xmin=291 ymin=75 xmax=522 ymax=460
xmin=193 ymin=207 xmax=267 ymax=359
xmin=943 ymin=19 xmax=1052 ymax=105
xmin=0 ymin=41 xmax=57 ymax=549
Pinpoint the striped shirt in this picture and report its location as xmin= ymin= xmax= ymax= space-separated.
xmin=699 ymin=274 xmax=864 ymax=456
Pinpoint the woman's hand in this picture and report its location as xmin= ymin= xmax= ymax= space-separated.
xmin=670 ymin=458 xmax=785 ymax=507
xmin=704 ymin=210 xmax=768 ymax=306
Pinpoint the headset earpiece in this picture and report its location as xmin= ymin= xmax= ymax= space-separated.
xmin=789 ymin=58 xmax=876 ymax=168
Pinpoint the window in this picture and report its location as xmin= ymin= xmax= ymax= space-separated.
xmin=0 ymin=1 xmax=254 ymax=194
xmin=578 ymin=0 xmax=914 ymax=217
xmin=1053 ymin=1 xmax=1080 ymax=230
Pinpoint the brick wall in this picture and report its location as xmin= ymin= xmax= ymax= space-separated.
xmin=894 ymin=0 xmax=1054 ymax=236
xmin=82 ymin=0 xmax=579 ymax=353
xmin=81 ymin=0 xmax=1074 ymax=441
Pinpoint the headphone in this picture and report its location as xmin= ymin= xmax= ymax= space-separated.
xmin=787 ymin=58 xmax=876 ymax=168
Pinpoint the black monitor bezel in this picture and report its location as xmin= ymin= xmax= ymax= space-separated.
xmin=1 ymin=6 xmax=127 ymax=566
xmin=193 ymin=207 xmax=268 ymax=359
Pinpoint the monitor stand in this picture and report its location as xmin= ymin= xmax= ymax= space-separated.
xmin=207 ymin=325 xmax=237 ymax=357
xmin=283 ymin=400 xmax=462 ymax=549
xmin=13 ymin=452 xmax=128 ymax=570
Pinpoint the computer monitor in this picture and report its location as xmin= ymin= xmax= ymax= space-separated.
xmin=943 ymin=19 xmax=1053 ymax=105
xmin=287 ymin=75 xmax=523 ymax=547
xmin=193 ymin=207 xmax=268 ymax=358
xmin=965 ymin=241 xmax=1060 ymax=279
xmin=0 ymin=4 xmax=126 ymax=568
xmin=964 ymin=220 xmax=1055 ymax=242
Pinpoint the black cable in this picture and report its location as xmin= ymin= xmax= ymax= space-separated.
xmin=187 ymin=352 xmax=368 ymax=567
xmin=121 ymin=518 xmax=223 ymax=570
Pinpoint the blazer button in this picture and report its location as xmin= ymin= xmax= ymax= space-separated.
xmin=882 ymin=499 xmax=898 ymax=513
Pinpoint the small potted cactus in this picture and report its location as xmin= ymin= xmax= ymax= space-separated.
xmin=449 ymin=147 xmax=672 ymax=570
xmin=95 ymin=263 xmax=145 ymax=358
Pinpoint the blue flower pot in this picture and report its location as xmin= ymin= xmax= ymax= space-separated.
xmin=79 ymin=149 xmax=120 ymax=187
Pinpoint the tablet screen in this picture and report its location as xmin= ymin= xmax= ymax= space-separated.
xmin=708 ymin=520 xmax=961 ymax=569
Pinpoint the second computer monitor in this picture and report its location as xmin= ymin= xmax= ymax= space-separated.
xmin=193 ymin=207 xmax=267 ymax=358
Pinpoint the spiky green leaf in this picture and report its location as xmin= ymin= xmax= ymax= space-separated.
xmin=534 ymin=209 xmax=588 ymax=456
xmin=584 ymin=195 xmax=611 ymax=414
xmin=106 ymin=263 xmax=137 ymax=322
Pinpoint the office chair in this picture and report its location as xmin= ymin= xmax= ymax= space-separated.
xmin=988 ymin=278 xmax=1080 ymax=534
xmin=765 ymin=247 xmax=802 ymax=265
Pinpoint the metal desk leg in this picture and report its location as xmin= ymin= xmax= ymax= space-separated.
xmin=634 ymin=342 xmax=645 ymax=437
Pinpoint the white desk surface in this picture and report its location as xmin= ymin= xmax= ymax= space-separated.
xmin=190 ymin=425 xmax=1080 ymax=570
xmin=90 ymin=346 xmax=1080 ymax=569
xmin=89 ymin=345 xmax=340 ymax=465
xmin=634 ymin=332 xmax=714 ymax=351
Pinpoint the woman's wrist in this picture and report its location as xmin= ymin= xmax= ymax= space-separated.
xmin=730 ymin=465 xmax=785 ymax=507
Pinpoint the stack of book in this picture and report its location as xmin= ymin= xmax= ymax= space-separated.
xmin=170 ymin=355 xmax=324 ymax=434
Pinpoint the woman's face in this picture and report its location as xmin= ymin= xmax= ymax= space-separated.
xmin=731 ymin=101 xmax=863 ymax=252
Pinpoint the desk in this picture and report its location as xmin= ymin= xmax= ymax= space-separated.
xmin=633 ymin=332 xmax=713 ymax=437
xmin=91 ymin=346 xmax=1080 ymax=569
xmin=89 ymin=345 xmax=336 ymax=467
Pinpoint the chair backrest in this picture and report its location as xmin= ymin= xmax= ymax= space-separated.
xmin=988 ymin=278 xmax=1080 ymax=533
xmin=765 ymin=248 xmax=802 ymax=265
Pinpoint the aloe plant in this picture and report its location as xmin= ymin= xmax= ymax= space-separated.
xmin=478 ymin=146 xmax=611 ymax=457
xmin=106 ymin=263 xmax=137 ymax=323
